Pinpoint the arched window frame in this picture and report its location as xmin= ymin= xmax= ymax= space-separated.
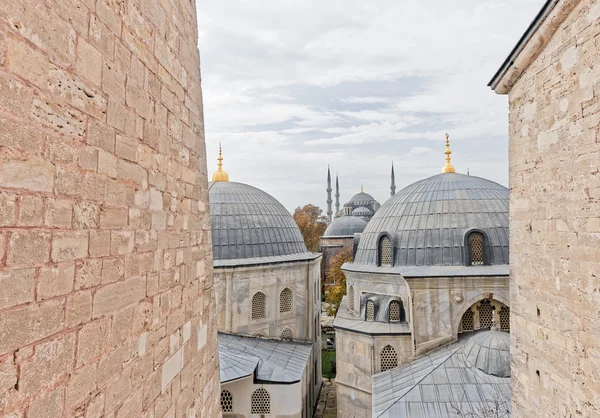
xmin=280 ymin=326 xmax=294 ymax=341
xmin=221 ymin=389 xmax=233 ymax=412
xmin=366 ymin=299 xmax=376 ymax=321
xmin=251 ymin=291 xmax=267 ymax=320
xmin=250 ymin=388 xmax=271 ymax=414
xmin=348 ymin=284 xmax=355 ymax=313
xmin=388 ymin=299 xmax=405 ymax=323
xmin=376 ymin=232 xmax=394 ymax=267
xmin=463 ymin=229 xmax=492 ymax=266
xmin=279 ymin=287 xmax=293 ymax=315
xmin=380 ymin=345 xmax=398 ymax=372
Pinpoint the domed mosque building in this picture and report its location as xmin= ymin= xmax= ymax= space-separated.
xmin=208 ymin=147 xmax=322 ymax=417
xmin=334 ymin=136 xmax=512 ymax=418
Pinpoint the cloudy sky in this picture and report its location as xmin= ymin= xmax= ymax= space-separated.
xmin=197 ymin=0 xmax=544 ymax=212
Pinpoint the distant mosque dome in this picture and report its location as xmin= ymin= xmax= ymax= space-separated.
xmin=464 ymin=329 xmax=510 ymax=377
xmin=208 ymin=148 xmax=308 ymax=261
xmin=348 ymin=190 xmax=376 ymax=205
xmin=352 ymin=206 xmax=373 ymax=217
xmin=323 ymin=216 xmax=367 ymax=237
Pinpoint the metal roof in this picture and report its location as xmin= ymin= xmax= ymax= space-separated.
xmin=348 ymin=191 xmax=377 ymax=204
xmin=372 ymin=331 xmax=511 ymax=418
xmin=218 ymin=333 xmax=313 ymax=384
xmin=208 ymin=181 xmax=308 ymax=261
xmin=333 ymin=297 xmax=411 ymax=336
xmin=352 ymin=173 xmax=509 ymax=268
xmin=323 ymin=216 xmax=367 ymax=237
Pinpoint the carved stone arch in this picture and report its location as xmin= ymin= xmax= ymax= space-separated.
xmin=462 ymin=228 xmax=494 ymax=265
xmin=454 ymin=292 xmax=510 ymax=336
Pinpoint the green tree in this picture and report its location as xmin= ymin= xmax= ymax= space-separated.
xmin=292 ymin=204 xmax=328 ymax=252
xmin=324 ymin=246 xmax=353 ymax=316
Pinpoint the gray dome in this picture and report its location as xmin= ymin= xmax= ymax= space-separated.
xmin=353 ymin=173 xmax=509 ymax=266
xmin=209 ymin=182 xmax=307 ymax=260
xmin=352 ymin=206 xmax=372 ymax=216
xmin=464 ymin=329 xmax=510 ymax=377
xmin=323 ymin=216 xmax=367 ymax=237
xmin=348 ymin=191 xmax=376 ymax=204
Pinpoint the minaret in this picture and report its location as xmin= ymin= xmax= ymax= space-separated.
xmin=326 ymin=166 xmax=333 ymax=223
xmin=211 ymin=143 xmax=229 ymax=182
xmin=335 ymin=173 xmax=340 ymax=217
xmin=390 ymin=162 xmax=396 ymax=197
xmin=442 ymin=133 xmax=456 ymax=173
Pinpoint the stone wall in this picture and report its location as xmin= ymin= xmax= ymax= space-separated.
xmin=0 ymin=0 xmax=221 ymax=416
xmin=507 ymin=0 xmax=600 ymax=415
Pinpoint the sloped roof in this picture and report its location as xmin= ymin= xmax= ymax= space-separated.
xmin=372 ymin=331 xmax=511 ymax=418
xmin=218 ymin=333 xmax=313 ymax=384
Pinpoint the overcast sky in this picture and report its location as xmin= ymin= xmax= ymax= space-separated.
xmin=197 ymin=0 xmax=544 ymax=212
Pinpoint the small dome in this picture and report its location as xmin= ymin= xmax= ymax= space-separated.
xmin=353 ymin=173 xmax=509 ymax=266
xmin=348 ymin=191 xmax=376 ymax=204
xmin=323 ymin=216 xmax=367 ymax=237
xmin=464 ymin=329 xmax=510 ymax=377
xmin=352 ymin=206 xmax=372 ymax=216
xmin=209 ymin=182 xmax=307 ymax=260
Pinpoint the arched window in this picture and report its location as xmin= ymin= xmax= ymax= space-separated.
xmin=478 ymin=299 xmax=493 ymax=328
xmin=468 ymin=232 xmax=485 ymax=265
xmin=251 ymin=388 xmax=270 ymax=414
xmin=379 ymin=236 xmax=392 ymax=266
xmin=348 ymin=285 xmax=355 ymax=313
xmin=279 ymin=288 xmax=292 ymax=314
xmin=221 ymin=390 xmax=233 ymax=412
xmin=366 ymin=300 xmax=375 ymax=321
xmin=251 ymin=292 xmax=266 ymax=320
xmin=281 ymin=327 xmax=293 ymax=341
xmin=389 ymin=300 xmax=403 ymax=322
xmin=380 ymin=345 xmax=398 ymax=371
xmin=499 ymin=306 xmax=510 ymax=331
xmin=461 ymin=308 xmax=474 ymax=332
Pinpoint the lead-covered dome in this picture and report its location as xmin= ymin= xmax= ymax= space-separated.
xmin=348 ymin=191 xmax=376 ymax=204
xmin=323 ymin=216 xmax=367 ymax=237
xmin=353 ymin=173 xmax=509 ymax=266
xmin=464 ymin=329 xmax=510 ymax=377
xmin=209 ymin=182 xmax=307 ymax=260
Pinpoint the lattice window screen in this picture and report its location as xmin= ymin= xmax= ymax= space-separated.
xmin=389 ymin=301 xmax=401 ymax=322
xmin=380 ymin=345 xmax=398 ymax=371
xmin=348 ymin=285 xmax=355 ymax=313
xmin=250 ymin=388 xmax=270 ymax=414
xmin=279 ymin=288 xmax=292 ymax=314
xmin=366 ymin=300 xmax=375 ymax=321
xmin=478 ymin=299 xmax=493 ymax=328
xmin=380 ymin=236 xmax=392 ymax=266
xmin=251 ymin=292 xmax=266 ymax=320
xmin=221 ymin=390 xmax=233 ymax=412
xmin=461 ymin=308 xmax=474 ymax=332
xmin=469 ymin=233 xmax=484 ymax=265
xmin=280 ymin=327 xmax=293 ymax=341
xmin=499 ymin=306 xmax=510 ymax=331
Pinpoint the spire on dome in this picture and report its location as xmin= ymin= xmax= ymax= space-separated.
xmin=442 ymin=133 xmax=456 ymax=173
xmin=335 ymin=173 xmax=340 ymax=217
xmin=211 ymin=143 xmax=229 ymax=182
xmin=390 ymin=162 xmax=396 ymax=197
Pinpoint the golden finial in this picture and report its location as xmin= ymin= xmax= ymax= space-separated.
xmin=360 ymin=184 xmax=364 ymax=193
xmin=442 ymin=133 xmax=455 ymax=173
xmin=211 ymin=143 xmax=229 ymax=182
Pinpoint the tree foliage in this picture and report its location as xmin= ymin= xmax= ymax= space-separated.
xmin=293 ymin=204 xmax=328 ymax=252
xmin=324 ymin=246 xmax=353 ymax=316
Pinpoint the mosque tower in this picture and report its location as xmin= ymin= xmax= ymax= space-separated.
xmin=326 ymin=166 xmax=333 ymax=223
xmin=335 ymin=173 xmax=340 ymax=217
xmin=390 ymin=162 xmax=396 ymax=197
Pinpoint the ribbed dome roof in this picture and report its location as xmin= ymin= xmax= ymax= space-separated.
xmin=352 ymin=206 xmax=373 ymax=216
xmin=209 ymin=182 xmax=307 ymax=260
xmin=323 ymin=216 xmax=367 ymax=237
xmin=348 ymin=191 xmax=376 ymax=204
xmin=464 ymin=329 xmax=510 ymax=377
xmin=353 ymin=173 xmax=509 ymax=266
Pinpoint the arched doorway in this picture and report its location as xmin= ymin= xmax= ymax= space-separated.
xmin=459 ymin=298 xmax=509 ymax=333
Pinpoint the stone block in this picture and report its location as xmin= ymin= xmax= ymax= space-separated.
xmin=45 ymin=198 xmax=72 ymax=228
xmin=116 ymin=134 xmax=139 ymax=162
xmin=98 ymin=149 xmax=119 ymax=178
xmin=27 ymin=386 xmax=64 ymax=418
xmin=100 ymin=207 xmax=128 ymax=229
xmin=51 ymin=231 xmax=89 ymax=262
xmin=75 ymin=38 xmax=102 ymax=86
xmin=107 ymin=99 xmax=136 ymax=136
xmin=7 ymin=230 xmax=51 ymax=266
xmin=92 ymin=276 xmax=146 ymax=318
xmin=32 ymin=98 xmax=86 ymax=139
xmin=79 ymin=147 xmax=99 ymax=171
xmin=77 ymin=317 xmax=110 ymax=366
xmin=65 ymin=362 xmax=97 ymax=412
xmin=89 ymin=230 xmax=111 ymax=257
xmin=161 ymin=347 xmax=183 ymax=393
xmin=74 ymin=201 xmax=100 ymax=229
xmin=38 ymin=263 xmax=75 ymax=300
xmin=75 ymin=259 xmax=102 ymax=290
xmin=0 ymin=158 xmax=55 ymax=192
xmin=66 ymin=290 xmax=92 ymax=328
xmin=88 ymin=119 xmax=115 ymax=153
xmin=102 ymin=257 xmax=124 ymax=284
xmin=0 ymin=192 xmax=17 ymax=226
xmin=0 ymin=70 xmax=32 ymax=116
xmin=18 ymin=195 xmax=43 ymax=226
xmin=0 ymin=299 xmax=64 ymax=355
xmin=0 ymin=268 xmax=35 ymax=310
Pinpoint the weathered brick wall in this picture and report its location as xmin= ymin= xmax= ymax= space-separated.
xmin=508 ymin=0 xmax=600 ymax=416
xmin=0 ymin=0 xmax=221 ymax=416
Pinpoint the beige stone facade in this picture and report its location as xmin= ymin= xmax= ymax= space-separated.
xmin=492 ymin=0 xmax=600 ymax=416
xmin=0 ymin=0 xmax=221 ymax=416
